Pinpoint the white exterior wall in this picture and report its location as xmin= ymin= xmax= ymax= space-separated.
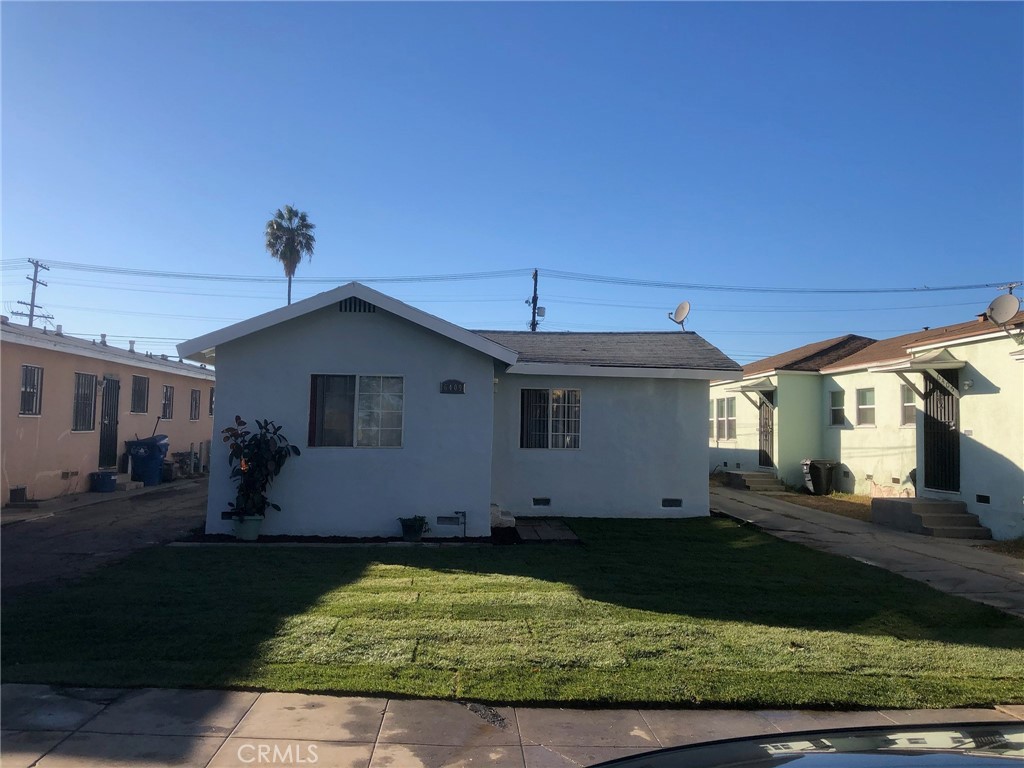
xmin=493 ymin=373 xmax=710 ymax=518
xmin=916 ymin=335 xmax=1024 ymax=540
xmin=774 ymin=373 xmax=825 ymax=488
xmin=708 ymin=379 xmax=765 ymax=473
xmin=821 ymin=370 xmax=917 ymax=497
xmin=206 ymin=305 xmax=496 ymax=537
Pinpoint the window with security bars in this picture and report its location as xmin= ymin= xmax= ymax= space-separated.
xmin=309 ymin=375 xmax=404 ymax=447
xmin=131 ymin=375 xmax=149 ymax=413
xmin=209 ymin=387 xmax=215 ymax=416
xmin=20 ymin=365 xmax=43 ymax=415
xmin=162 ymin=385 xmax=174 ymax=419
xmin=189 ymin=389 xmax=201 ymax=421
xmin=520 ymin=388 xmax=581 ymax=449
xmin=72 ymin=373 xmax=96 ymax=431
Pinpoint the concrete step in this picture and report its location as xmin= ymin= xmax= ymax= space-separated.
xmin=917 ymin=512 xmax=986 ymax=528
xmin=924 ymin=525 xmax=994 ymax=540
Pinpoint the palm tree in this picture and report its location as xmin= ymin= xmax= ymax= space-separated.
xmin=265 ymin=205 xmax=316 ymax=305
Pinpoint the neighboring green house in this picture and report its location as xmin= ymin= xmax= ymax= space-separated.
xmin=708 ymin=334 xmax=875 ymax=487
xmin=710 ymin=312 xmax=1024 ymax=540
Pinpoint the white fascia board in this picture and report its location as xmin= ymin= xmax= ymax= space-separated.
xmin=3 ymin=333 xmax=216 ymax=380
xmin=506 ymin=362 xmax=742 ymax=380
xmin=178 ymin=282 xmax=518 ymax=365
xmin=821 ymin=358 xmax=902 ymax=376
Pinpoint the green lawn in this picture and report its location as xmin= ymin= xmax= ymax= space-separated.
xmin=4 ymin=518 xmax=1023 ymax=708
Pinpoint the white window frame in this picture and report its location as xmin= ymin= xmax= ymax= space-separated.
xmin=309 ymin=374 xmax=404 ymax=448
xmin=520 ymin=388 xmax=581 ymax=450
xmin=20 ymin=364 xmax=43 ymax=416
xmin=713 ymin=397 xmax=736 ymax=441
xmin=856 ymin=387 xmax=875 ymax=426
xmin=708 ymin=400 xmax=715 ymax=440
xmin=900 ymin=384 xmax=915 ymax=427
xmin=829 ymin=390 xmax=845 ymax=427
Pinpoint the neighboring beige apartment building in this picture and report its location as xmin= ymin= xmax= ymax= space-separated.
xmin=2 ymin=317 xmax=216 ymax=502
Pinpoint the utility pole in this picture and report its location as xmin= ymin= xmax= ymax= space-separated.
xmin=11 ymin=259 xmax=53 ymax=327
xmin=529 ymin=269 xmax=539 ymax=332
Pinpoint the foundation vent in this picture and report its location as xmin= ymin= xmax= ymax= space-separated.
xmin=661 ymin=498 xmax=683 ymax=508
xmin=532 ymin=497 xmax=551 ymax=507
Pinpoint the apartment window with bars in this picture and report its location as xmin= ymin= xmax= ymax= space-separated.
xmin=900 ymin=384 xmax=915 ymax=426
xmin=20 ymin=365 xmax=43 ymax=415
xmin=162 ymin=385 xmax=174 ymax=419
xmin=209 ymin=387 xmax=215 ymax=416
xmin=309 ymin=375 xmax=404 ymax=448
xmin=131 ymin=375 xmax=149 ymax=413
xmin=72 ymin=373 xmax=97 ymax=431
xmin=189 ymin=389 xmax=201 ymax=421
xmin=520 ymin=389 xmax=581 ymax=449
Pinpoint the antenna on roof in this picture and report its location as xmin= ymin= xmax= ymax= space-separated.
xmin=667 ymin=301 xmax=690 ymax=331
xmin=982 ymin=285 xmax=1023 ymax=346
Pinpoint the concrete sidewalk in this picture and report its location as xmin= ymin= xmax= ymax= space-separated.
xmin=3 ymin=685 xmax=1022 ymax=768
xmin=710 ymin=487 xmax=1024 ymax=618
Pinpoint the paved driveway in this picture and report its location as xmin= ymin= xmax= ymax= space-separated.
xmin=1 ymin=479 xmax=207 ymax=603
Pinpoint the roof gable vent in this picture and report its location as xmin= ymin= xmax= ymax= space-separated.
xmin=339 ymin=297 xmax=376 ymax=313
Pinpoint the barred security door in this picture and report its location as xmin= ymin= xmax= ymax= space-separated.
xmin=98 ymin=377 xmax=121 ymax=469
xmin=923 ymin=370 xmax=959 ymax=492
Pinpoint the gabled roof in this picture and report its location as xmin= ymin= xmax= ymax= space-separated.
xmin=1 ymin=320 xmax=215 ymax=380
xmin=820 ymin=311 xmax=1024 ymax=373
xmin=742 ymin=334 xmax=876 ymax=377
xmin=475 ymin=331 xmax=741 ymax=378
xmin=177 ymin=283 xmax=519 ymax=365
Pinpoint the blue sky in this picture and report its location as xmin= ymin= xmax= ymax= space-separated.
xmin=2 ymin=2 xmax=1021 ymax=365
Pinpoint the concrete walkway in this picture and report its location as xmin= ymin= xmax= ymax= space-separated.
xmin=2 ymin=685 xmax=1022 ymax=768
xmin=710 ymin=487 xmax=1024 ymax=618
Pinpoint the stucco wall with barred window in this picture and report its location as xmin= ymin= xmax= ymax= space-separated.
xmin=205 ymin=304 xmax=497 ymax=537
xmin=492 ymin=372 xmax=710 ymax=518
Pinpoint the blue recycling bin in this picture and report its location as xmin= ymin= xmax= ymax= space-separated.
xmin=127 ymin=435 xmax=170 ymax=486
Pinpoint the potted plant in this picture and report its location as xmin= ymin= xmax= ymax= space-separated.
xmin=398 ymin=515 xmax=430 ymax=542
xmin=222 ymin=416 xmax=301 ymax=541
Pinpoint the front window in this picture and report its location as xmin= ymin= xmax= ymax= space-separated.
xmin=309 ymin=375 xmax=404 ymax=448
xmin=520 ymin=388 xmax=581 ymax=449
xmin=900 ymin=384 xmax=915 ymax=426
xmin=189 ymin=389 xmax=201 ymax=421
xmin=708 ymin=400 xmax=715 ymax=440
xmin=20 ymin=365 xmax=43 ymax=415
xmin=72 ymin=373 xmax=97 ymax=431
xmin=162 ymin=385 xmax=174 ymax=419
xmin=714 ymin=397 xmax=736 ymax=440
xmin=829 ymin=391 xmax=845 ymax=426
xmin=856 ymin=388 xmax=875 ymax=425
xmin=131 ymin=375 xmax=149 ymax=413
xmin=209 ymin=387 xmax=215 ymax=416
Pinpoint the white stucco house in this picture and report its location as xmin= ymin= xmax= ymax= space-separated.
xmin=178 ymin=283 xmax=741 ymax=538
xmin=710 ymin=311 xmax=1024 ymax=540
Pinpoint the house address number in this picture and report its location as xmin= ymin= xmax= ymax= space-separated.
xmin=440 ymin=379 xmax=466 ymax=395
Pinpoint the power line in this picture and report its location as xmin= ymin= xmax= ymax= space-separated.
xmin=6 ymin=258 xmax=1016 ymax=296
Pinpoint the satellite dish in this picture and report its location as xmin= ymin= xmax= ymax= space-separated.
xmin=985 ymin=293 xmax=1021 ymax=326
xmin=668 ymin=301 xmax=691 ymax=330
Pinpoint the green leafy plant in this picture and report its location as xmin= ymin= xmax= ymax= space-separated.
xmin=222 ymin=416 xmax=301 ymax=519
xmin=398 ymin=515 xmax=430 ymax=541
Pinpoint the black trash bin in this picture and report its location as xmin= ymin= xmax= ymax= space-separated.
xmin=808 ymin=460 xmax=837 ymax=496
xmin=126 ymin=435 xmax=170 ymax=486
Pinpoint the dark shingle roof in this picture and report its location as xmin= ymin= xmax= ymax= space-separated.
xmin=820 ymin=311 xmax=1024 ymax=372
xmin=743 ymin=334 xmax=876 ymax=377
xmin=474 ymin=331 xmax=740 ymax=371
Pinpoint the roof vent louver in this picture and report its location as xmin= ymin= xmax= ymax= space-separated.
xmin=339 ymin=297 xmax=376 ymax=313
